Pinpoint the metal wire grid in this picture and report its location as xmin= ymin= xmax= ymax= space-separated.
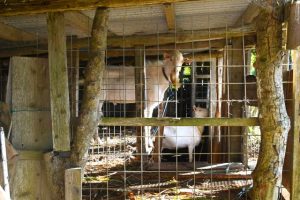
xmin=0 ymin=6 xmax=294 ymax=200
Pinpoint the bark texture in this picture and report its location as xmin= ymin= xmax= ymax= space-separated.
xmin=70 ymin=8 xmax=109 ymax=166
xmin=42 ymin=8 xmax=109 ymax=200
xmin=250 ymin=1 xmax=291 ymax=199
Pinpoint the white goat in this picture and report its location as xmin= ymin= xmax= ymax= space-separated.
xmin=161 ymin=106 xmax=208 ymax=162
xmin=101 ymin=50 xmax=184 ymax=153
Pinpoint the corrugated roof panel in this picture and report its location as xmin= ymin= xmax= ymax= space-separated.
xmin=175 ymin=0 xmax=249 ymax=16
xmin=109 ymin=17 xmax=168 ymax=36
xmin=176 ymin=12 xmax=242 ymax=31
xmin=0 ymin=0 xmax=250 ymax=40
xmin=83 ymin=4 xmax=164 ymax=21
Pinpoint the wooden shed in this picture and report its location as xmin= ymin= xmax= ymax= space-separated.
xmin=0 ymin=0 xmax=299 ymax=199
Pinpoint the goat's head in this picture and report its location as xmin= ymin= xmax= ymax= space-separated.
xmin=193 ymin=105 xmax=209 ymax=118
xmin=163 ymin=50 xmax=184 ymax=89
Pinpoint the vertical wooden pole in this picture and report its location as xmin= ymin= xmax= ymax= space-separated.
xmin=227 ymin=39 xmax=244 ymax=162
xmin=134 ymin=46 xmax=145 ymax=161
xmin=153 ymin=104 xmax=164 ymax=162
xmin=211 ymin=57 xmax=223 ymax=163
xmin=47 ymin=12 xmax=71 ymax=151
xmin=287 ymin=3 xmax=300 ymax=50
xmin=291 ymin=49 xmax=300 ymax=199
xmin=67 ymin=39 xmax=79 ymax=120
xmin=65 ymin=168 xmax=82 ymax=200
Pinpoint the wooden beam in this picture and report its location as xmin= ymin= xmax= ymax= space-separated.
xmin=65 ymin=12 xmax=92 ymax=37
xmin=0 ymin=26 xmax=255 ymax=58
xmin=100 ymin=117 xmax=259 ymax=126
xmin=61 ymin=25 xmax=254 ymax=49
xmin=0 ymin=21 xmax=37 ymax=41
xmin=0 ymin=39 xmax=228 ymax=58
xmin=100 ymin=25 xmax=256 ymax=48
xmin=47 ymin=12 xmax=71 ymax=151
xmin=163 ymin=3 xmax=175 ymax=30
xmin=65 ymin=168 xmax=82 ymax=200
xmin=185 ymin=51 xmax=223 ymax=61
xmin=235 ymin=2 xmax=260 ymax=26
xmin=78 ymin=50 xmax=222 ymax=62
xmin=0 ymin=0 xmax=194 ymax=16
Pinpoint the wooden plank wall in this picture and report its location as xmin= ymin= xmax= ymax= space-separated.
xmin=9 ymin=57 xmax=52 ymax=199
xmin=10 ymin=57 xmax=52 ymax=150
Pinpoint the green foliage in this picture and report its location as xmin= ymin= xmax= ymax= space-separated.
xmin=183 ymin=66 xmax=191 ymax=76
xmin=250 ymin=49 xmax=256 ymax=76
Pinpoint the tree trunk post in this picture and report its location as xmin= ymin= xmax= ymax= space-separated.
xmin=47 ymin=12 xmax=71 ymax=151
xmin=70 ymin=8 xmax=109 ymax=167
xmin=250 ymin=1 xmax=291 ymax=199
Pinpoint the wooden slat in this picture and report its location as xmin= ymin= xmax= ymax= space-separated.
xmin=65 ymin=168 xmax=82 ymax=200
xmin=47 ymin=12 xmax=71 ymax=151
xmin=291 ymin=50 xmax=300 ymax=199
xmin=67 ymin=42 xmax=79 ymax=119
xmin=0 ymin=0 xmax=195 ymax=16
xmin=163 ymin=3 xmax=175 ymax=30
xmin=0 ymin=21 xmax=37 ymax=41
xmin=100 ymin=117 xmax=259 ymax=126
xmin=10 ymin=57 xmax=52 ymax=150
xmin=134 ymin=46 xmax=146 ymax=159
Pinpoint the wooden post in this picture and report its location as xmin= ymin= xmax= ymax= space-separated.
xmin=291 ymin=50 xmax=300 ymax=199
xmin=287 ymin=3 xmax=300 ymax=50
xmin=70 ymin=8 xmax=109 ymax=166
xmin=250 ymin=2 xmax=291 ymax=198
xmin=65 ymin=168 xmax=82 ymax=200
xmin=227 ymin=39 xmax=244 ymax=162
xmin=153 ymin=104 xmax=164 ymax=162
xmin=211 ymin=57 xmax=223 ymax=163
xmin=9 ymin=57 xmax=53 ymax=199
xmin=134 ymin=46 xmax=146 ymax=160
xmin=47 ymin=12 xmax=71 ymax=151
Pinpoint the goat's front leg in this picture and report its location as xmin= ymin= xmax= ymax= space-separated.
xmin=144 ymin=107 xmax=154 ymax=155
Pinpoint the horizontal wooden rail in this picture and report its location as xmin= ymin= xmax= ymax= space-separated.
xmin=100 ymin=117 xmax=259 ymax=126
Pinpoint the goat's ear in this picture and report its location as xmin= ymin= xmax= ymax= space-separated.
xmin=193 ymin=105 xmax=196 ymax=111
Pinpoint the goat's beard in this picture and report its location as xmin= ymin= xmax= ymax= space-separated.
xmin=170 ymin=70 xmax=181 ymax=90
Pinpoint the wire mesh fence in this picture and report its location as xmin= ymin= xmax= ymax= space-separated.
xmin=0 ymin=1 xmax=295 ymax=199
